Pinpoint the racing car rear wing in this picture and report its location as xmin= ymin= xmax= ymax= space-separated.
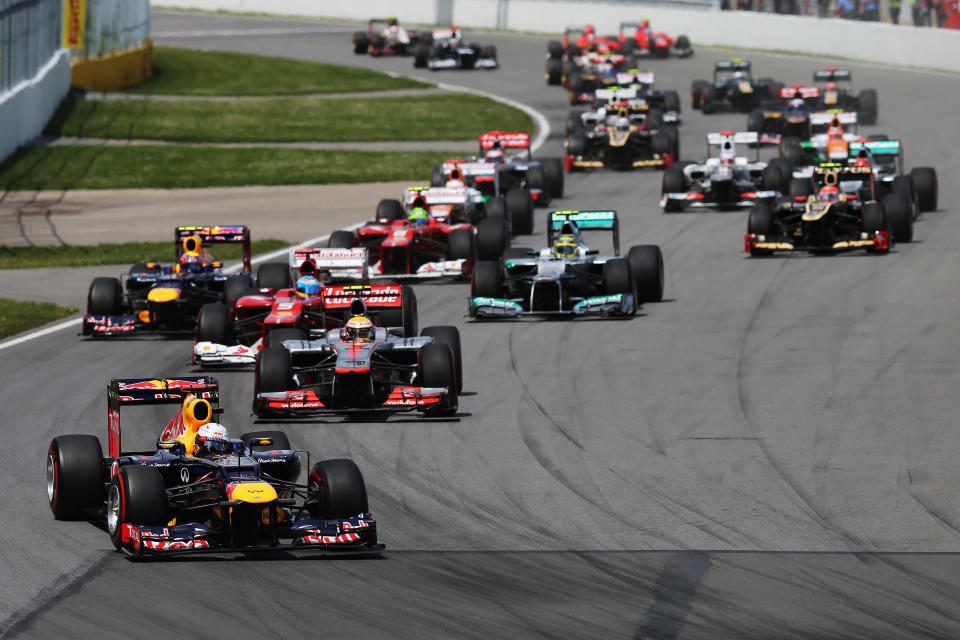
xmin=848 ymin=140 xmax=901 ymax=157
xmin=547 ymin=210 xmax=620 ymax=256
xmin=594 ymin=87 xmax=639 ymax=103
xmin=813 ymin=68 xmax=852 ymax=82
xmin=175 ymin=226 xmax=252 ymax=273
xmin=107 ymin=377 xmax=220 ymax=457
xmin=292 ymin=247 xmax=369 ymax=283
xmin=779 ymin=85 xmax=820 ymax=99
xmin=707 ymin=131 xmax=758 ymax=146
xmin=810 ymin=111 xmax=857 ymax=127
xmin=715 ymin=59 xmax=751 ymax=72
xmin=479 ymin=131 xmax=531 ymax=155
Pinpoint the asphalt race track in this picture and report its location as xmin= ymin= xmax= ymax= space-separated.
xmin=3 ymin=11 xmax=960 ymax=638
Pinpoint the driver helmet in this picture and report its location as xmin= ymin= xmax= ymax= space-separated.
xmin=195 ymin=422 xmax=230 ymax=458
xmin=180 ymin=235 xmax=204 ymax=264
xmin=732 ymin=70 xmax=746 ymax=80
xmin=552 ymin=234 xmax=580 ymax=259
xmin=818 ymin=185 xmax=840 ymax=202
xmin=719 ymin=149 xmax=736 ymax=166
xmin=295 ymin=275 xmax=320 ymax=298
xmin=789 ymin=98 xmax=805 ymax=110
xmin=409 ymin=207 xmax=429 ymax=226
xmin=342 ymin=315 xmax=375 ymax=342
xmin=485 ymin=149 xmax=506 ymax=164
xmin=446 ymin=167 xmax=465 ymax=188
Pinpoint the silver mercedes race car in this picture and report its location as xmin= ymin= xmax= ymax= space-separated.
xmin=468 ymin=210 xmax=664 ymax=319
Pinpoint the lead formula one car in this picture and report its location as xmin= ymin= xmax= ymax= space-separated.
xmin=46 ymin=377 xmax=382 ymax=559
xmin=469 ymin=210 xmax=664 ymax=318
xmin=83 ymin=226 xmax=253 ymax=337
xmin=253 ymin=296 xmax=461 ymax=419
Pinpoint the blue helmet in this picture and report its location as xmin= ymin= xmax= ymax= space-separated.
xmin=295 ymin=275 xmax=320 ymax=298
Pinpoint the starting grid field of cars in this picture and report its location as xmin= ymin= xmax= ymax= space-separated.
xmin=45 ymin=17 xmax=938 ymax=560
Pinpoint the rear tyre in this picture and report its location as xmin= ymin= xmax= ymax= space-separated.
xmin=471 ymin=260 xmax=503 ymax=298
xmin=526 ymin=165 xmax=550 ymax=207
xmin=861 ymin=201 xmax=887 ymax=233
xmin=421 ymin=325 xmax=462 ymax=393
xmin=747 ymin=204 xmax=775 ymax=256
xmin=602 ymin=258 xmax=636 ymax=314
xmin=378 ymin=284 xmax=418 ymax=337
xmin=376 ymin=199 xmax=404 ymax=222
xmin=663 ymin=90 xmax=681 ymax=113
xmin=661 ymin=168 xmax=686 ymax=211
xmin=747 ymin=108 xmax=765 ymax=134
xmin=48 ymin=435 xmax=104 ymax=520
xmin=418 ymin=343 xmax=458 ymax=415
xmin=413 ymin=44 xmax=429 ymax=68
xmin=195 ymin=302 xmax=231 ymax=344
xmin=546 ymin=58 xmax=563 ymax=85
xmin=223 ymin=273 xmax=254 ymax=307
xmin=108 ymin=466 xmax=166 ymax=550
xmin=506 ymin=188 xmax=535 ymax=234
xmin=353 ymin=32 xmax=369 ymax=54
xmin=691 ymin=80 xmax=708 ymax=109
xmin=645 ymin=108 xmax=664 ymax=131
xmin=547 ymin=40 xmax=563 ymax=59
xmin=858 ymin=89 xmax=878 ymax=125
xmin=87 ymin=277 xmax=122 ymax=316
xmin=883 ymin=193 xmax=912 ymax=243
xmin=477 ymin=217 xmax=509 ymax=260
xmin=627 ymin=245 xmax=665 ymax=303
xmin=762 ymin=163 xmax=786 ymax=193
xmin=241 ymin=430 xmax=291 ymax=451
xmin=652 ymin=132 xmax=672 ymax=157
xmin=256 ymin=346 xmax=292 ymax=394
xmin=266 ymin=327 xmax=306 ymax=349
xmin=308 ymin=459 xmax=369 ymax=519
xmin=789 ymin=177 xmax=815 ymax=198
xmin=542 ymin=157 xmax=565 ymax=199
xmin=256 ymin=262 xmax=291 ymax=291
xmin=447 ymin=228 xmax=475 ymax=260
xmin=910 ymin=167 xmax=938 ymax=212
xmin=327 ymin=230 xmax=355 ymax=249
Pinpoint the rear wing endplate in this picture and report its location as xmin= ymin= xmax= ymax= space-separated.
xmin=175 ymin=225 xmax=252 ymax=273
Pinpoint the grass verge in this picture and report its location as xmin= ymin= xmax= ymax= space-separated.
xmin=46 ymin=93 xmax=534 ymax=143
xmin=120 ymin=46 xmax=430 ymax=95
xmin=0 ymin=239 xmax=290 ymax=270
xmin=0 ymin=299 xmax=76 ymax=340
xmin=0 ymin=147 xmax=452 ymax=190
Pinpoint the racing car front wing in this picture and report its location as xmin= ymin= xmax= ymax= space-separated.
xmin=744 ymin=231 xmax=889 ymax=254
xmin=469 ymin=294 xmax=635 ymax=318
xmin=254 ymin=386 xmax=451 ymax=416
xmin=371 ymin=258 xmax=471 ymax=280
xmin=661 ymin=190 xmax=777 ymax=211
xmin=194 ymin=340 xmax=260 ymax=366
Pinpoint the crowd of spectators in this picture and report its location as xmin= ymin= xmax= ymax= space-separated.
xmin=723 ymin=0 xmax=959 ymax=27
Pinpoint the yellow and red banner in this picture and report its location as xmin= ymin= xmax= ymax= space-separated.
xmin=62 ymin=0 xmax=86 ymax=50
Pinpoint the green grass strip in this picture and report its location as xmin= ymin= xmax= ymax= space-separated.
xmin=120 ymin=46 xmax=430 ymax=95
xmin=0 ymin=298 xmax=76 ymax=339
xmin=0 ymin=239 xmax=290 ymax=270
xmin=0 ymin=146 xmax=452 ymax=190
xmin=46 ymin=93 xmax=534 ymax=143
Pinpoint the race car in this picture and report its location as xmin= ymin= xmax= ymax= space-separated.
xmin=469 ymin=210 xmax=664 ymax=318
xmin=352 ymin=17 xmax=432 ymax=56
xmin=432 ymin=131 xmax=565 ymax=227
xmin=661 ymin=131 xmax=784 ymax=212
xmin=691 ymin=59 xmax=782 ymax=114
xmin=193 ymin=279 xmax=419 ymax=367
xmin=545 ymin=27 xmax=629 ymax=86
xmin=46 ymin=376 xmax=382 ymax=559
xmin=565 ymin=100 xmax=675 ymax=171
xmin=253 ymin=296 xmax=461 ymax=418
xmin=414 ymin=26 xmax=498 ymax=70
xmin=566 ymin=68 xmax=682 ymax=114
xmin=811 ymin=68 xmax=878 ymax=125
xmin=778 ymin=111 xmax=862 ymax=167
xmin=744 ymin=162 xmax=901 ymax=256
xmin=747 ymin=95 xmax=817 ymax=144
xmin=561 ymin=52 xmax=635 ymax=103
xmin=617 ymin=20 xmax=692 ymax=58
xmin=82 ymin=225 xmax=253 ymax=337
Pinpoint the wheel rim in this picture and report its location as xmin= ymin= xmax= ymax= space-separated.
xmin=46 ymin=453 xmax=56 ymax=504
xmin=106 ymin=483 xmax=121 ymax=535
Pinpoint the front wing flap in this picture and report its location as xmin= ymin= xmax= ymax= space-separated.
xmin=469 ymin=294 xmax=634 ymax=318
xmin=194 ymin=340 xmax=260 ymax=366
xmin=255 ymin=386 xmax=450 ymax=416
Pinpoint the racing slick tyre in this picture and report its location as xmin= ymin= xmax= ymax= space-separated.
xmin=883 ymin=193 xmax=913 ymax=243
xmin=762 ymin=163 xmax=787 ymax=193
xmin=858 ymin=89 xmax=878 ymax=125
xmin=663 ymin=90 xmax=681 ymax=114
xmin=542 ymin=157 xmax=565 ymax=199
xmin=663 ymin=126 xmax=680 ymax=161
xmin=447 ymin=228 xmax=475 ymax=261
xmin=418 ymin=342 xmax=458 ymax=416
xmin=241 ymin=430 xmax=291 ymax=451
xmin=431 ymin=165 xmax=446 ymax=187
xmin=892 ymin=175 xmax=917 ymax=217
xmin=352 ymin=32 xmax=368 ymax=54
xmin=568 ymin=72 xmax=584 ymax=104
xmin=700 ymin=86 xmax=717 ymax=114
xmin=327 ymin=230 xmax=355 ymax=249
xmin=87 ymin=277 xmax=122 ymax=316
xmin=196 ymin=302 xmax=231 ymax=345
xmin=565 ymin=109 xmax=585 ymax=136
xmin=484 ymin=196 xmax=512 ymax=234
xmin=911 ymin=167 xmax=938 ymax=212
xmin=506 ymin=188 xmax=535 ymax=234
xmin=503 ymin=247 xmax=534 ymax=260
xmin=602 ymin=258 xmax=637 ymax=314
xmin=379 ymin=284 xmax=419 ymax=337
xmin=481 ymin=45 xmax=497 ymax=62
xmin=108 ymin=465 xmax=167 ymax=551
xmin=413 ymin=44 xmax=429 ymax=68
xmin=471 ymin=260 xmax=503 ymax=298
xmin=546 ymin=57 xmax=563 ymax=85
xmin=652 ymin=132 xmax=673 ymax=160
xmin=308 ymin=459 xmax=369 ymax=519
xmin=674 ymin=35 xmax=692 ymax=55
xmin=690 ymin=80 xmax=708 ymax=110
xmin=861 ymin=201 xmax=888 ymax=246
xmin=661 ymin=168 xmax=686 ymax=211
xmin=627 ymin=245 xmax=665 ymax=303
xmin=48 ymin=435 xmax=104 ymax=520
xmin=547 ymin=39 xmax=563 ymax=59
xmin=783 ymin=142 xmax=805 ymax=168
xmin=789 ymin=176 xmax=815 ymax=198
xmin=747 ymin=204 xmax=775 ymax=256
xmin=422 ymin=325 xmax=463 ymax=393
xmin=477 ymin=217 xmax=509 ymax=261
xmin=256 ymin=262 xmax=291 ymax=291
xmin=526 ymin=166 xmax=551 ymax=207
xmin=646 ymin=108 xmax=664 ymax=131
xmin=256 ymin=346 xmax=292 ymax=394
xmin=747 ymin=108 xmax=765 ymax=134
xmin=266 ymin=327 xmax=307 ymax=349
xmin=223 ymin=273 xmax=255 ymax=307
xmin=567 ymin=132 xmax=587 ymax=164
xmin=376 ymin=199 xmax=404 ymax=222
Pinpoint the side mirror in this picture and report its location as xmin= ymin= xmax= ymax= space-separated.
xmin=249 ymin=437 xmax=273 ymax=447
xmin=157 ymin=441 xmax=187 ymax=456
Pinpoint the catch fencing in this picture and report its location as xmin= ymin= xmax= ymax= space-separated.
xmin=74 ymin=0 xmax=151 ymax=61
xmin=0 ymin=0 xmax=61 ymax=94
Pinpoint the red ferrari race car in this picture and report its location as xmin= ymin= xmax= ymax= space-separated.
xmin=352 ymin=17 xmax=432 ymax=56
xmin=545 ymin=25 xmax=625 ymax=85
xmin=193 ymin=276 xmax=419 ymax=367
xmin=253 ymin=296 xmax=461 ymax=419
xmin=617 ymin=20 xmax=692 ymax=58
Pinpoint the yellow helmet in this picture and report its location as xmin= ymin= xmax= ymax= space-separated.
xmin=552 ymin=235 xmax=579 ymax=259
xmin=342 ymin=315 xmax=375 ymax=341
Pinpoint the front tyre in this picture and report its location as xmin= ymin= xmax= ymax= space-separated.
xmin=48 ymin=435 xmax=104 ymax=520
xmin=108 ymin=465 xmax=167 ymax=551
xmin=308 ymin=459 xmax=369 ymax=519
xmin=627 ymin=245 xmax=665 ymax=303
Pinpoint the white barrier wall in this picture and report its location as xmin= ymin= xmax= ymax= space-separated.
xmin=0 ymin=49 xmax=72 ymax=162
xmin=155 ymin=0 xmax=960 ymax=72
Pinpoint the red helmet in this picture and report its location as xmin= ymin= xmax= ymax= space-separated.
xmin=818 ymin=185 xmax=840 ymax=202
